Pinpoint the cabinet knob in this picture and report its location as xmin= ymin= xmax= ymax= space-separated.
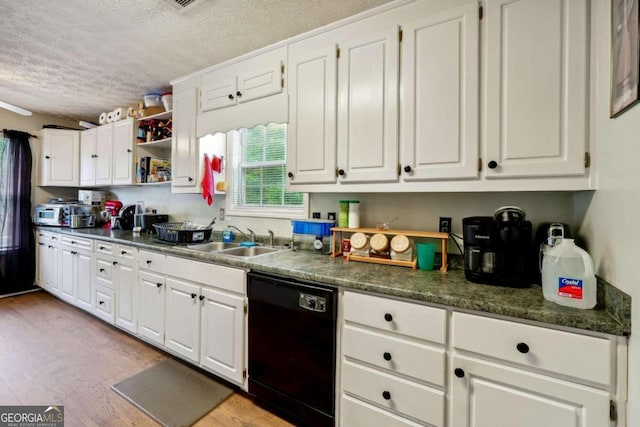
xmin=113 ymin=261 xmax=118 ymax=265
xmin=236 ymin=91 xmax=242 ymax=97
xmin=45 ymin=155 xmax=50 ymax=159
xmin=48 ymin=245 xmax=53 ymax=249
xmin=146 ymin=260 xmax=152 ymax=264
xmin=338 ymin=169 xmax=345 ymax=176
xmin=228 ymin=94 xmax=234 ymax=100
xmin=99 ymin=268 xmax=105 ymax=272
xmin=454 ymin=368 xmax=465 ymax=378
xmin=188 ymin=177 xmax=193 ymax=182
xmin=287 ymin=171 xmax=294 ymax=179
xmin=191 ymin=293 xmax=197 ymax=299
xmin=51 ymin=237 xmax=57 ymax=240
xmin=516 ymin=342 xmax=530 ymax=354
xmin=121 ymin=250 xmax=127 ymax=255
xmin=384 ymin=313 xmax=393 ymax=322
xmin=71 ymin=251 xmax=77 ymax=255
xmin=382 ymin=391 xmax=391 ymax=400
xmin=383 ymin=352 xmax=392 ymax=361
xmin=157 ymin=282 xmax=163 ymax=288
xmin=98 ymin=301 xmax=104 ymax=305
xmin=199 ymin=295 xmax=205 ymax=301
xmin=92 ymin=154 xmax=98 ymax=158
xmin=488 ymin=160 xmax=498 ymax=169
xmin=127 ymin=149 xmax=132 ymax=153
xmin=71 ymin=241 xmax=76 ymax=244
xmin=404 ymin=165 xmax=412 ymax=173
xmin=99 ymin=246 xmax=105 ymax=250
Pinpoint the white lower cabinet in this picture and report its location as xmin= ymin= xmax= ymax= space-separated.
xmin=59 ymin=246 xmax=93 ymax=311
xmin=137 ymin=270 xmax=166 ymax=346
xmin=165 ymin=276 xmax=201 ymax=363
xmin=450 ymin=355 xmax=610 ymax=427
xmin=200 ymin=287 xmax=245 ymax=385
xmin=36 ymin=232 xmax=60 ymax=295
xmin=94 ymin=283 xmax=115 ymax=323
xmin=114 ymin=259 xmax=138 ymax=333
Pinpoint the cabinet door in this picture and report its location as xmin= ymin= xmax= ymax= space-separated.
xmin=484 ymin=0 xmax=588 ymax=178
xmin=138 ymin=271 xmax=166 ymax=346
xmin=59 ymin=248 xmax=76 ymax=302
xmin=172 ymin=80 xmax=199 ymax=189
xmin=95 ymin=124 xmax=113 ymax=185
xmin=451 ymin=356 xmax=610 ymax=427
xmin=401 ymin=2 xmax=479 ymax=181
xmin=42 ymin=130 xmax=80 ymax=186
xmin=337 ymin=26 xmax=400 ymax=183
xmin=200 ymin=73 xmax=237 ymax=112
xmin=200 ymin=287 xmax=245 ymax=385
xmin=80 ymin=128 xmax=97 ymax=186
xmin=36 ymin=241 xmax=46 ymax=287
xmin=237 ymin=61 xmax=283 ymax=104
xmin=287 ymin=42 xmax=338 ymax=185
xmin=49 ymin=244 xmax=60 ymax=294
xmin=75 ymin=250 xmax=93 ymax=312
xmin=111 ymin=119 xmax=134 ymax=185
xmin=115 ymin=261 xmax=137 ymax=333
xmin=165 ymin=277 xmax=201 ymax=362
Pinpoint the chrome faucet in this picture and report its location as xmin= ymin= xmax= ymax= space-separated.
xmin=267 ymin=229 xmax=275 ymax=247
xmin=228 ymin=225 xmax=255 ymax=243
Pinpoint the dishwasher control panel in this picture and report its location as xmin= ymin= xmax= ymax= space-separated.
xmin=299 ymin=293 xmax=327 ymax=312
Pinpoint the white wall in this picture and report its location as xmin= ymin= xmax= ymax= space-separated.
xmin=0 ymin=109 xmax=79 ymax=204
xmin=110 ymin=185 xmax=575 ymax=242
xmin=573 ymin=0 xmax=640 ymax=422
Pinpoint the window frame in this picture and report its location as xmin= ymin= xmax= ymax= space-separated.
xmin=225 ymin=124 xmax=308 ymax=219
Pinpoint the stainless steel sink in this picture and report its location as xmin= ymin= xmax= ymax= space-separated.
xmin=218 ymin=246 xmax=284 ymax=257
xmin=186 ymin=242 xmax=241 ymax=252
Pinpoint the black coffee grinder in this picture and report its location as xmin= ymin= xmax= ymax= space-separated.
xmin=463 ymin=207 xmax=532 ymax=287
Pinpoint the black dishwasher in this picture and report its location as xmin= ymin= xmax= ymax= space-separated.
xmin=248 ymin=271 xmax=336 ymax=427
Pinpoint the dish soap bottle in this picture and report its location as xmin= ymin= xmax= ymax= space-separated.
xmin=541 ymin=239 xmax=596 ymax=309
xmin=222 ymin=227 xmax=234 ymax=243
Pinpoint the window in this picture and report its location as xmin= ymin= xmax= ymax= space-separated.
xmin=0 ymin=137 xmax=10 ymax=247
xmin=228 ymin=123 xmax=307 ymax=218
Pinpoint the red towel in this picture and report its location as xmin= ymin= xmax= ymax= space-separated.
xmin=211 ymin=155 xmax=222 ymax=173
xmin=201 ymin=154 xmax=214 ymax=206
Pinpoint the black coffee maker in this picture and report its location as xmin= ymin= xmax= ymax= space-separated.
xmin=463 ymin=207 xmax=532 ymax=287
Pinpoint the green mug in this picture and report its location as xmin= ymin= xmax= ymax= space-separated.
xmin=416 ymin=243 xmax=436 ymax=271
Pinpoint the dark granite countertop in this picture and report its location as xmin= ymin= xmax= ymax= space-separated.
xmin=37 ymin=227 xmax=630 ymax=336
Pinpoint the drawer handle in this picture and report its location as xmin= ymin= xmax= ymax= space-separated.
xmin=71 ymin=251 xmax=78 ymax=255
xmin=100 ymin=246 xmax=106 ymax=250
xmin=98 ymin=301 xmax=104 ymax=305
xmin=71 ymin=241 xmax=77 ymax=245
xmin=454 ymin=368 xmax=465 ymax=378
xmin=38 ymin=242 xmax=44 ymax=246
xmin=382 ymin=391 xmax=391 ymax=400
xmin=121 ymin=250 xmax=128 ymax=255
xmin=52 ymin=237 xmax=57 ymax=240
xmin=99 ymin=268 xmax=105 ymax=273
xmin=191 ymin=293 xmax=197 ymax=299
xmin=516 ymin=342 xmax=530 ymax=354
xmin=384 ymin=313 xmax=393 ymax=322
xmin=146 ymin=260 xmax=152 ymax=264
xmin=113 ymin=261 xmax=118 ymax=266
xmin=157 ymin=283 xmax=163 ymax=288
xmin=383 ymin=352 xmax=392 ymax=361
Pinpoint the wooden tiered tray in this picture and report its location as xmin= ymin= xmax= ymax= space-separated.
xmin=330 ymin=227 xmax=449 ymax=272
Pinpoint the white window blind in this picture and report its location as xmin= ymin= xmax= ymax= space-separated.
xmin=228 ymin=123 xmax=306 ymax=218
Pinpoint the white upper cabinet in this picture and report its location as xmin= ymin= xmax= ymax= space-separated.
xmin=287 ymin=40 xmax=338 ymax=185
xmin=172 ymin=79 xmax=199 ymax=191
xmin=80 ymin=128 xmax=97 ymax=186
xmin=39 ymin=129 xmax=80 ymax=187
xmin=200 ymin=57 xmax=283 ymax=113
xmin=337 ymin=26 xmax=400 ymax=184
xmin=95 ymin=126 xmax=113 ymax=185
xmin=111 ymin=119 xmax=135 ymax=185
xmin=401 ymin=2 xmax=480 ymax=181
xmin=483 ymin=0 xmax=589 ymax=178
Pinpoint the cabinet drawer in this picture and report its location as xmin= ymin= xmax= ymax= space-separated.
xmin=116 ymin=244 xmax=138 ymax=261
xmin=95 ymin=257 xmax=113 ymax=288
xmin=139 ymin=250 xmax=166 ymax=274
xmin=342 ymin=360 xmax=444 ymax=426
xmin=94 ymin=284 xmax=114 ymax=324
xmin=341 ymin=394 xmax=423 ymax=427
xmin=61 ymin=235 xmax=94 ymax=251
xmin=342 ymin=325 xmax=445 ymax=386
xmin=36 ymin=230 xmax=53 ymax=242
xmin=452 ymin=312 xmax=613 ymax=386
xmin=166 ymin=256 xmax=246 ymax=294
xmin=343 ymin=292 xmax=446 ymax=344
xmin=95 ymin=241 xmax=114 ymax=255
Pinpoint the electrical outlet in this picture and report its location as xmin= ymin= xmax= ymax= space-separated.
xmin=219 ymin=208 xmax=225 ymax=221
xmin=439 ymin=217 xmax=452 ymax=233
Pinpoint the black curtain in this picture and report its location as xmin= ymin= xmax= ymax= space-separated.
xmin=0 ymin=130 xmax=36 ymax=295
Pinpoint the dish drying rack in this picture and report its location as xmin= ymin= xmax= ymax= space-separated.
xmin=330 ymin=227 xmax=449 ymax=272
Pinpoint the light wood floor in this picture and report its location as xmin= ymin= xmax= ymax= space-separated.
xmin=0 ymin=291 xmax=293 ymax=427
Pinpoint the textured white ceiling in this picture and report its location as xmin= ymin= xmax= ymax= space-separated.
xmin=0 ymin=0 xmax=391 ymax=122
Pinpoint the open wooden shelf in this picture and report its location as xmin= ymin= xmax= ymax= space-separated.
xmin=137 ymin=138 xmax=172 ymax=149
xmin=330 ymin=227 xmax=448 ymax=272
xmin=136 ymin=110 xmax=172 ymax=121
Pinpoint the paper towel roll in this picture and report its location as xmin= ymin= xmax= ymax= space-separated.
xmin=113 ymin=107 xmax=126 ymax=121
xmin=106 ymin=112 xmax=114 ymax=123
xmin=99 ymin=112 xmax=107 ymax=124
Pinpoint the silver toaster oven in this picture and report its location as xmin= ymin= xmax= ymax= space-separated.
xmin=33 ymin=204 xmax=67 ymax=226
